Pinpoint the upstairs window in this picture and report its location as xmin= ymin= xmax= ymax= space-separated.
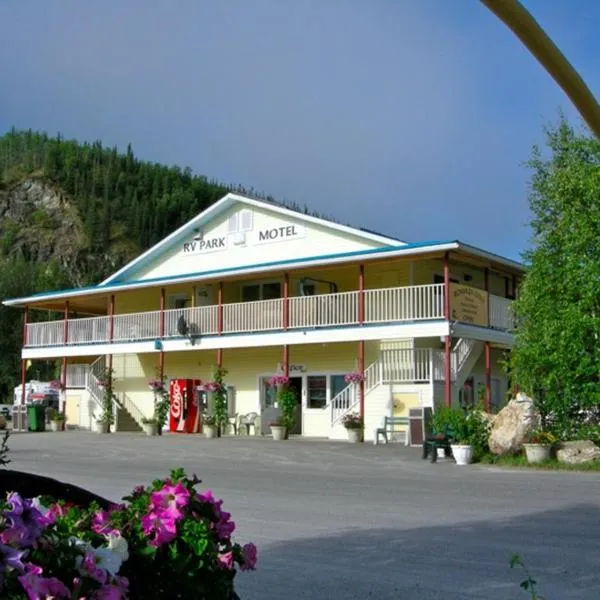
xmin=228 ymin=209 xmax=253 ymax=234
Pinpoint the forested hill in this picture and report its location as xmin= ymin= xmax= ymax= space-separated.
xmin=0 ymin=128 xmax=321 ymax=398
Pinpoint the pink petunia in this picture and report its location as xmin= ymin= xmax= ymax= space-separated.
xmin=91 ymin=511 xmax=118 ymax=536
xmin=240 ymin=543 xmax=258 ymax=571
xmin=18 ymin=563 xmax=71 ymax=600
xmin=150 ymin=483 xmax=190 ymax=520
xmin=141 ymin=512 xmax=178 ymax=547
xmin=79 ymin=552 xmax=108 ymax=585
xmin=217 ymin=551 xmax=234 ymax=570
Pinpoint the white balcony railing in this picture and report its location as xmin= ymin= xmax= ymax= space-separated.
xmin=380 ymin=348 xmax=431 ymax=383
xmin=23 ymin=284 xmax=514 ymax=348
xmin=490 ymin=294 xmax=514 ymax=330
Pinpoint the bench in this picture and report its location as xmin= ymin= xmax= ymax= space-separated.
xmin=422 ymin=426 xmax=455 ymax=463
xmin=374 ymin=416 xmax=410 ymax=446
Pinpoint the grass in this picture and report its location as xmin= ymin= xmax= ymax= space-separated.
xmin=479 ymin=452 xmax=600 ymax=471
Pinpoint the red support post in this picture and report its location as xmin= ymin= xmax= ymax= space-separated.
xmin=21 ymin=306 xmax=28 ymax=406
xmin=358 ymin=340 xmax=365 ymax=419
xmin=443 ymin=252 xmax=452 ymax=407
xmin=159 ymin=288 xmax=166 ymax=338
xmin=63 ymin=301 xmax=69 ymax=345
xmin=218 ymin=282 xmax=224 ymax=335
xmin=484 ymin=267 xmax=490 ymax=326
xmin=283 ymin=345 xmax=289 ymax=378
xmin=108 ymin=295 xmax=115 ymax=372
xmin=485 ymin=342 xmax=492 ymax=412
xmin=217 ymin=349 xmax=223 ymax=368
xmin=61 ymin=356 xmax=68 ymax=415
xmin=358 ymin=264 xmax=365 ymax=324
xmin=283 ymin=273 xmax=289 ymax=329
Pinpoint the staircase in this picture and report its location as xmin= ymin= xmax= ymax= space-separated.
xmin=329 ymin=338 xmax=483 ymax=433
xmin=84 ymin=357 xmax=143 ymax=433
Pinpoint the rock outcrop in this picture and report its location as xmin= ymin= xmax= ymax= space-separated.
xmin=556 ymin=440 xmax=600 ymax=465
xmin=488 ymin=393 xmax=539 ymax=455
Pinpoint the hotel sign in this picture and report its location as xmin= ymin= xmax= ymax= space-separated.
xmin=449 ymin=283 xmax=489 ymax=327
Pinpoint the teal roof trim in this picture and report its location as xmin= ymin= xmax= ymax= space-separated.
xmin=7 ymin=240 xmax=453 ymax=302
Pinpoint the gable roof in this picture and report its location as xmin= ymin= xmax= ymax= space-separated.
xmin=100 ymin=193 xmax=405 ymax=286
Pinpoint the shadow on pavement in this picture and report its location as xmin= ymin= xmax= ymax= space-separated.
xmin=238 ymin=504 xmax=600 ymax=600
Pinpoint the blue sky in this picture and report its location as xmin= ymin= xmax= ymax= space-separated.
xmin=1 ymin=1 xmax=598 ymax=261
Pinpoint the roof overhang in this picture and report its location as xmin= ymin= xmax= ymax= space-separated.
xmin=3 ymin=240 xmax=524 ymax=309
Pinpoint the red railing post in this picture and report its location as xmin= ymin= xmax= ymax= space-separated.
xmin=283 ymin=345 xmax=289 ymax=378
xmin=443 ymin=253 xmax=452 ymax=407
xmin=358 ymin=264 xmax=365 ymax=324
xmin=485 ymin=341 xmax=492 ymax=412
xmin=218 ymin=282 xmax=224 ymax=335
xmin=108 ymin=295 xmax=114 ymax=372
xmin=159 ymin=288 xmax=166 ymax=338
xmin=283 ymin=273 xmax=289 ymax=329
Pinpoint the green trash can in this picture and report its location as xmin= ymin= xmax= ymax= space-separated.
xmin=27 ymin=404 xmax=46 ymax=432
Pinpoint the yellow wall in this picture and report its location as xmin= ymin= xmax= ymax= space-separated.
xmin=112 ymin=341 xmax=379 ymax=421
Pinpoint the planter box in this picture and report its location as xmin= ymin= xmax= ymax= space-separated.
xmin=204 ymin=425 xmax=217 ymax=439
xmin=93 ymin=421 xmax=109 ymax=434
xmin=347 ymin=428 xmax=363 ymax=443
xmin=142 ymin=422 xmax=158 ymax=437
xmin=271 ymin=426 xmax=286 ymax=441
xmin=49 ymin=421 xmax=62 ymax=432
xmin=451 ymin=444 xmax=473 ymax=466
xmin=524 ymin=443 xmax=552 ymax=464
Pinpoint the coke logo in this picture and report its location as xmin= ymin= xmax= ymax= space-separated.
xmin=171 ymin=382 xmax=182 ymax=419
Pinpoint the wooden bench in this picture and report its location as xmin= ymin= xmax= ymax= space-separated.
xmin=374 ymin=416 xmax=410 ymax=445
xmin=422 ymin=426 xmax=455 ymax=462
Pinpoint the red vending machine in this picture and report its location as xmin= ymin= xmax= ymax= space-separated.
xmin=169 ymin=379 xmax=202 ymax=433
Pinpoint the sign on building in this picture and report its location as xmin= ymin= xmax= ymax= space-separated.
xmin=449 ymin=283 xmax=489 ymax=327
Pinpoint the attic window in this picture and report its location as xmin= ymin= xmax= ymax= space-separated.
xmin=228 ymin=209 xmax=253 ymax=234
xmin=240 ymin=209 xmax=253 ymax=232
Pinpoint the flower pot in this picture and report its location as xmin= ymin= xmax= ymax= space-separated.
xmin=524 ymin=443 xmax=552 ymax=464
xmin=451 ymin=444 xmax=473 ymax=466
xmin=94 ymin=421 xmax=109 ymax=434
xmin=437 ymin=447 xmax=447 ymax=461
xmin=347 ymin=428 xmax=363 ymax=443
xmin=142 ymin=422 xmax=157 ymax=437
xmin=204 ymin=425 xmax=217 ymax=439
xmin=49 ymin=421 xmax=61 ymax=432
xmin=271 ymin=425 xmax=286 ymax=441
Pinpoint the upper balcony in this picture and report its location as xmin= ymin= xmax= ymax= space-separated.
xmin=24 ymin=283 xmax=514 ymax=350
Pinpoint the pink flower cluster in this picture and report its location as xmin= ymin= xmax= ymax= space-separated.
xmin=344 ymin=372 xmax=364 ymax=384
xmin=267 ymin=374 xmax=289 ymax=387
xmin=148 ymin=379 xmax=165 ymax=392
xmin=141 ymin=482 xmax=190 ymax=547
xmin=197 ymin=381 xmax=220 ymax=393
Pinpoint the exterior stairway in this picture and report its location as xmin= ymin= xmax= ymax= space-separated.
xmin=329 ymin=338 xmax=484 ymax=439
xmin=116 ymin=406 xmax=143 ymax=433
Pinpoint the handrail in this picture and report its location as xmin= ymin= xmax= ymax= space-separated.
xmin=117 ymin=391 xmax=146 ymax=429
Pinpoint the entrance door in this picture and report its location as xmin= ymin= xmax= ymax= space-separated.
xmin=260 ymin=377 xmax=279 ymax=435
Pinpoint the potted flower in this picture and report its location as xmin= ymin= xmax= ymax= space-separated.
xmin=269 ymin=420 xmax=286 ymax=441
xmin=141 ymin=416 xmax=158 ymax=437
xmin=267 ymin=374 xmax=296 ymax=438
xmin=203 ymin=414 xmax=217 ymax=439
xmin=523 ymin=430 xmax=556 ymax=463
xmin=344 ymin=372 xmax=364 ymax=385
xmin=341 ymin=412 xmax=364 ymax=443
xmin=50 ymin=411 xmax=66 ymax=432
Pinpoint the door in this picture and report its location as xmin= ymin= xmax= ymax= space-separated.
xmin=260 ymin=377 xmax=280 ymax=435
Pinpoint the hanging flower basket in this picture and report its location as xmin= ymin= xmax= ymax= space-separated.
xmin=344 ymin=372 xmax=364 ymax=384
xmin=148 ymin=379 xmax=164 ymax=393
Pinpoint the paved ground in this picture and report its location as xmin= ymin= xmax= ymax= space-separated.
xmin=5 ymin=431 xmax=600 ymax=599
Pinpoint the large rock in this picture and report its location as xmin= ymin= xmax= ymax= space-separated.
xmin=488 ymin=393 xmax=539 ymax=455
xmin=557 ymin=440 xmax=600 ymax=464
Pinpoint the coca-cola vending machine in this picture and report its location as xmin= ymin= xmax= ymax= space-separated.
xmin=169 ymin=379 xmax=202 ymax=433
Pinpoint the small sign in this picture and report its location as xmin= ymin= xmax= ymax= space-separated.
xmin=449 ymin=283 xmax=489 ymax=327
xmin=183 ymin=236 xmax=228 ymax=254
xmin=277 ymin=363 xmax=306 ymax=374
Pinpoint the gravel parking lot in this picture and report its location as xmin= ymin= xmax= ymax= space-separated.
xmin=6 ymin=431 xmax=600 ymax=599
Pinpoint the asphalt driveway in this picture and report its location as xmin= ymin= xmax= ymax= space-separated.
xmin=5 ymin=431 xmax=600 ymax=599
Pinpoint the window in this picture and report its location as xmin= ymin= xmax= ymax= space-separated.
xmin=241 ymin=282 xmax=282 ymax=302
xmin=307 ymin=376 xmax=327 ymax=409
xmin=330 ymin=375 xmax=347 ymax=400
xmin=228 ymin=209 xmax=253 ymax=234
xmin=168 ymin=294 xmax=190 ymax=310
xmin=433 ymin=274 xmax=460 ymax=285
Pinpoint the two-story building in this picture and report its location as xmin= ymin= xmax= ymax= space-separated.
xmin=4 ymin=193 xmax=522 ymax=441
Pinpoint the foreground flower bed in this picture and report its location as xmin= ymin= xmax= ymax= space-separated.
xmin=0 ymin=468 xmax=256 ymax=599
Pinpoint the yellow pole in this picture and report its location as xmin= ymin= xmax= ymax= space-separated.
xmin=480 ymin=0 xmax=600 ymax=139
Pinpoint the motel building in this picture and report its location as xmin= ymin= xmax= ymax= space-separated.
xmin=4 ymin=193 xmax=523 ymax=443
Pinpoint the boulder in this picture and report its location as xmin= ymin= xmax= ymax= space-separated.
xmin=488 ymin=393 xmax=539 ymax=455
xmin=556 ymin=440 xmax=600 ymax=465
